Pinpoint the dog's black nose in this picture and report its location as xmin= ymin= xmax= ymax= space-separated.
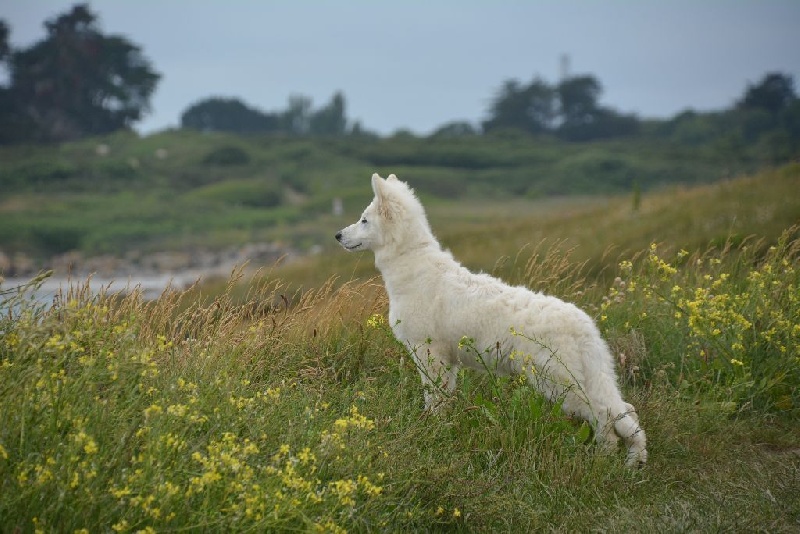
xmin=335 ymin=232 xmax=342 ymax=241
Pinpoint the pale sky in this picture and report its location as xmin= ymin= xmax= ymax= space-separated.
xmin=2 ymin=1 xmax=799 ymax=135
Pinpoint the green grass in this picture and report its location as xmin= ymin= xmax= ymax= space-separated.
xmin=1 ymin=166 xmax=799 ymax=531
xmin=267 ymin=163 xmax=800 ymax=291
xmin=0 ymin=128 xmax=777 ymax=260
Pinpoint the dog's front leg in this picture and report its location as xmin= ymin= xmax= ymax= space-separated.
xmin=413 ymin=346 xmax=459 ymax=411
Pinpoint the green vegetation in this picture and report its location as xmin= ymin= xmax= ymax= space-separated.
xmin=2 ymin=7 xmax=798 ymax=271
xmin=0 ymin=5 xmax=159 ymax=143
xmin=1 ymin=129 xmax=791 ymax=261
xmin=3 ymin=8 xmax=796 ymax=528
xmin=1 ymin=168 xmax=799 ymax=531
xmin=269 ymin=163 xmax=800 ymax=291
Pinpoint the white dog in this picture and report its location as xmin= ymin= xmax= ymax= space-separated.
xmin=336 ymin=174 xmax=647 ymax=467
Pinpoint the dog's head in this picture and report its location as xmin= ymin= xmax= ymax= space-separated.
xmin=335 ymin=173 xmax=432 ymax=254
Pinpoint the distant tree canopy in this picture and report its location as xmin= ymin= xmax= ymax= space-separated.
xmin=0 ymin=20 xmax=9 ymax=60
xmin=482 ymin=79 xmax=556 ymax=135
xmin=181 ymin=98 xmax=282 ymax=134
xmin=430 ymin=121 xmax=479 ymax=138
xmin=557 ymin=76 xmax=602 ymax=128
xmin=738 ymin=72 xmax=796 ymax=115
xmin=481 ymin=71 xmax=799 ymax=156
xmin=308 ymin=92 xmax=347 ymax=136
xmin=0 ymin=4 xmax=160 ymax=143
xmin=653 ymin=72 xmax=800 ymax=162
xmin=483 ymin=74 xmax=639 ymax=141
xmin=181 ymin=91 xmax=350 ymax=136
xmin=0 ymin=1 xmax=796 ymax=162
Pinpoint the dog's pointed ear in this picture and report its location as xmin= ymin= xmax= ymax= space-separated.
xmin=371 ymin=173 xmax=385 ymax=198
xmin=387 ymin=174 xmax=398 ymax=182
xmin=372 ymin=172 xmax=383 ymax=197
xmin=371 ymin=172 xmax=398 ymax=220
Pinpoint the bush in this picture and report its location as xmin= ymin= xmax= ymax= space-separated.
xmin=30 ymin=223 xmax=85 ymax=253
xmin=203 ymin=145 xmax=251 ymax=166
xmin=186 ymin=179 xmax=282 ymax=209
xmin=601 ymin=227 xmax=800 ymax=414
xmin=550 ymin=151 xmax=639 ymax=193
xmin=0 ymin=159 xmax=79 ymax=190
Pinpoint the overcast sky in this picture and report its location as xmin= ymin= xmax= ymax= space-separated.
xmin=2 ymin=1 xmax=799 ymax=135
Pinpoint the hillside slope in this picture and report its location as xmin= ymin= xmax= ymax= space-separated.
xmin=265 ymin=163 xmax=800 ymax=290
xmin=0 ymin=129 xmax=770 ymax=265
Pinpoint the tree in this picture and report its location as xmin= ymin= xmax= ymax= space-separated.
xmin=555 ymin=75 xmax=639 ymax=141
xmin=181 ymin=97 xmax=281 ymax=133
xmin=727 ymin=73 xmax=800 ymax=148
xmin=0 ymin=20 xmax=9 ymax=61
xmin=483 ymin=77 xmax=555 ymax=134
xmin=522 ymin=79 xmax=557 ymax=134
xmin=738 ymin=72 xmax=796 ymax=115
xmin=556 ymin=75 xmax=602 ymax=128
xmin=309 ymin=91 xmax=347 ymax=135
xmin=5 ymin=4 xmax=160 ymax=142
xmin=349 ymin=120 xmax=379 ymax=138
xmin=281 ymin=94 xmax=312 ymax=135
xmin=430 ymin=121 xmax=478 ymax=138
xmin=181 ymin=92 xmax=353 ymax=136
xmin=0 ymin=20 xmax=37 ymax=143
xmin=482 ymin=73 xmax=639 ymax=140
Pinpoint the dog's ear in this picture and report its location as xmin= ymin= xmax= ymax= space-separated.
xmin=371 ymin=172 xmax=384 ymax=190
xmin=371 ymin=172 xmax=399 ymax=220
xmin=371 ymin=173 xmax=386 ymax=202
xmin=387 ymin=174 xmax=398 ymax=182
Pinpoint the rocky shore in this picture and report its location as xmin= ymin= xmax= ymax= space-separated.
xmin=0 ymin=241 xmax=297 ymax=301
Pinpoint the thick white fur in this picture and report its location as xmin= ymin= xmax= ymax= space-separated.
xmin=336 ymin=174 xmax=647 ymax=467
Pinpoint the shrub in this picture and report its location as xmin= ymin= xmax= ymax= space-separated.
xmin=186 ymin=179 xmax=282 ymax=208
xmin=0 ymin=159 xmax=78 ymax=190
xmin=601 ymin=227 xmax=800 ymax=414
xmin=203 ymin=145 xmax=251 ymax=166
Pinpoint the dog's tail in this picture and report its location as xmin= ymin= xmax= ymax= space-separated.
xmin=612 ymin=402 xmax=647 ymax=467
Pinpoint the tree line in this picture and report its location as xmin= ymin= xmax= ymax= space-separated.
xmin=480 ymin=75 xmax=641 ymax=140
xmin=180 ymin=92 xmax=354 ymax=137
xmin=1 ymin=3 xmax=799 ymax=157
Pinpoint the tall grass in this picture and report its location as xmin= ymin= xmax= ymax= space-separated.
xmin=2 ymin=223 xmax=799 ymax=531
xmin=266 ymin=163 xmax=800 ymax=291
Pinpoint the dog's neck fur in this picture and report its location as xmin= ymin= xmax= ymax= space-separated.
xmin=370 ymin=179 xmax=455 ymax=293
xmin=373 ymin=213 xmax=447 ymax=296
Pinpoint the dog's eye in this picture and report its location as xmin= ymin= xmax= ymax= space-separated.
xmin=361 ymin=218 xmax=367 ymax=224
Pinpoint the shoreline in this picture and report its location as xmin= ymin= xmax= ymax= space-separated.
xmin=0 ymin=241 xmax=299 ymax=306
xmin=2 ymin=271 xmax=209 ymax=304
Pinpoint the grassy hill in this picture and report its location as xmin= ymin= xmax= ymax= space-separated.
xmin=0 ymin=128 xmax=773 ymax=263
xmin=1 ymin=163 xmax=798 ymax=531
xmin=262 ymin=162 xmax=800 ymax=291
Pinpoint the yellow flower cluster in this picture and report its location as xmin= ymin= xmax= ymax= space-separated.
xmin=13 ymin=418 xmax=100 ymax=498
xmin=104 ymin=398 xmax=383 ymax=531
xmin=366 ymin=313 xmax=387 ymax=329
xmin=0 ymin=276 xmax=399 ymax=531
xmin=604 ymin=232 xmax=799 ymax=411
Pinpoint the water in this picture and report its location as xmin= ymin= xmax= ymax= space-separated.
xmin=0 ymin=272 xmax=200 ymax=311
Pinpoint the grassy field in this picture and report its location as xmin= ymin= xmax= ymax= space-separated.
xmin=268 ymin=163 xmax=800 ymax=290
xmin=0 ymin=128 xmax=769 ymax=261
xmin=1 ymin=165 xmax=799 ymax=532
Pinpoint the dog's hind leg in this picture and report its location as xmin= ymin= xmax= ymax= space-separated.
xmin=611 ymin=402 xmax=647 ymax=467
xmin=561 ymin=392 xmax=621 ymax=454
xmin=592 ymin=407 xmax=621 ymax=454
